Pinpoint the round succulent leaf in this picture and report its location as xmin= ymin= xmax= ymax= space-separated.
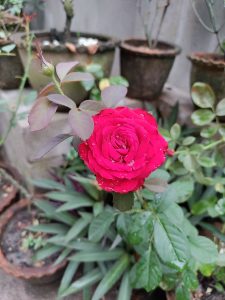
xmin=216 ymin=98 xmax=225 ymax=116
xmin=182 ymin=136 xmax=196 ymax=146
xmin=170 ymin=123 xmax=181 ymax=140
xmin=191 ymin=109 xmax=215 ymax=126
xmin=200 ymin=126 xmax=218 ymax=138
xmin=191 ymin=82 xmax=216 ymax=108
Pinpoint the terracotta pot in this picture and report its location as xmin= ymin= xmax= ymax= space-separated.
xmin=12 ymin=31 xmax=118 ymax=104
xmin=0 ymin=199 xmax=66 ymax=284
xmin=120 ymin=39 xmax=181 ymax=100
xmin=0 ymin=44 xmax=23 ymax=89
xmin=0 ymin=162 xmax=19 ymax=214
xmin=188 ymin=52 xmax=225 ymax=101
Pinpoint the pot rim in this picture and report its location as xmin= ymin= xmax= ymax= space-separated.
xmin=0 ymin=198 xmax=66 ymax=280
xmin=187 ymin=52 xmax=225 ymax=69
xmin=0 ymin=162 xmax=19 ymax=213
xmin=11 ymin=30 xmax=120 ymax=53
xmin=119 ymin=38 xmax=181 ymax=57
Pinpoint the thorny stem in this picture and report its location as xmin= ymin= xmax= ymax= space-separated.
xmin=0 ymin=23 xmax=33 ymax=146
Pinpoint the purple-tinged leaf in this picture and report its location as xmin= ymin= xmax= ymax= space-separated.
xmin=32 ymin=133 xmax=72 ymax=161
xmin=144 ymin=178 xmax=168 ymax=193
xmin=68 ymin=108 xmax=94 ymax=140
xmin=38 ymin=83 xmax=56 ymax=97
xmin=101 ymin=85 xmax=127 ymax=108
xmin=79 ymin=100 xmax=105 ymax=116
xmin=56 ymin=61 xmax=79 ymax=81
xmin=72 ymin=135 xmax=81 ymax=151
xmin=62 ymin=72 xmax=94 ymax=83
xmin=28 ymin=97 xmax=58 ymax=131
xmin=47 ymin=94 xmax=75 ymax=109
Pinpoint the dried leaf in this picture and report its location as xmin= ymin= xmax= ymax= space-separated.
xmin=79 ymin=100 xmax=105 ymax=116
xmin=56 ymin=61 xmax=79 ymax=81
xmin=101 ymin=85 xmax=127 ymax=108
xmin=68 ymin=108 xmax=94 ymax=140
xmin=28 ymin=97 xmax=58 ymax=131
xmin=32 ymin=133 xmax=72 ymax=160
xmin=47 ymin=94 xmax=75 ymax=109
xmin=65 ymin=43 xmax=77 ymax=53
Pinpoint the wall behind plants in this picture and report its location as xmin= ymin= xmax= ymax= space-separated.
xmin=44 ymin=0 xmax=225 ymax=91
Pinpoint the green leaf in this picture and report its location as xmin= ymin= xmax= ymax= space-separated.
xmin=149 ymin=169 xmax=170 ymax=181
xmin=34 ymin=200 xmax=75 ymax=226
xmin=191 ymin=82 xmax=215 ymax=108
xmin=182 ymin=154 xmax=198 ymax=173
xmin=200 ymin=126 xmax=218 ymax=138
xmin=109 ymin=76 xmax=129 ymax=87
xmin=117 ymin=212 xmax=153 ymax=250
xmin=176 ymin=284 xmax=191 ymax=300
xmin=45 ymin=191 xmax=86 ymax=202
xmin=189 ymin=235 xmax=218 ymax=264
xmin=154 ymin=216 xmax=190 ymax=266
xmin=69 ymin=249 xmax=124 ymax=262
xmin=117 ymin=272 xmax=132 ymax=300
xmin=28 ymin=223 xmax=68 ymax=234
xmin=54 ymin=248 xmax=71 ymax=265
xmin=65 ymin=214 xmax=92 ymax=242
xmin=182 ymin=268 xmax=198 ymax=290
xmin=191 ymin=196 xmax=216 ymax=215
xmin=191 ymin=109 xmax=215 ymax=126
xmin=34 ymin=245 xmax=62 ymax=261
xmin=88 ymin=210 xmax=115 ymax=242
xmin=31 ymin=178 xmax=65 ymax=191
xmin=162 ymin=177 xmax=194 ymax=203
xmin=182 ymin=136 xmax=196 ymax=146
xmin=130 ymin=248 xmax=162 ymax=292
xmin=197 ymin=156 xmax=216 ymax=168
xmin=92 ymin=254 xmax=130 ymax=300
xmin=161 ymin=202 xmax=184 ymax=227
xmin=56 ymin=197 xmax=93 ymax=212
xmin=1 ymin=44 xmax=16 ymax=53
xmin=58 ymin=261 xmax=80 ymax=295
xmin=170 ymin=123 xmax=181 ymax=140
xmin=216 ymin=98 xmax=225 ymax=116
xmin=60 ymin=268 xmax=103 ymax=298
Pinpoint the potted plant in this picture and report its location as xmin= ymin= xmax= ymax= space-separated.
xmin=188 ymin=0 xmax=225 ymax=101
xmin=27 ymin=56 xmax=221 ymax=299
xmin=0 ymin=198 xmax=67 ymax=284
xmin=119 ymin=0 xmax=181 ymax=100
xmin=13 ymin=0 xmax=119 ymax=94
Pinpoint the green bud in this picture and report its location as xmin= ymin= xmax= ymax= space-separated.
xmin=42 ymin=62 xmax=55 ymax=77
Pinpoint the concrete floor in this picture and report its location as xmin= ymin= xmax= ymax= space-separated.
xmin=0 ymin=269 xmax=75 ymax=300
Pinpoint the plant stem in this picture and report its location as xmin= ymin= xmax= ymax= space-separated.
xmin=0 ymin=27 xmax=33 ymax=146
xmin=153 ymin=0 xmax=170 ymax=48
xmin=52 ymin=72 xmax=65 ymax=95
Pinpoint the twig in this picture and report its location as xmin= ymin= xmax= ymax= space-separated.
xmin=0 ymin=25 xmax=34 ymax=146
xmin=153 ymin=0 xmax=170 ymax=48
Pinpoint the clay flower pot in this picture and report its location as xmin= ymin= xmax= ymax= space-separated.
xmin=12 ymin=31 xmax=119 ymax=104
xmin=0 ymin=163 xmax=19 ymax=214
xmin=120 ymin=39 xmax=181 ymax=100
xmin=188 ymin=52 xmax=225 ymax=101
xmin=0 ymin=199 xmax=66 ymax=284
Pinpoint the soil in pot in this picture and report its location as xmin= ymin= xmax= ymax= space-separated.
xmin=0 ymin=46 xmax=23 ymax=89
xmin=188 ymin=52 xmax=225 ymax=102
xmin=0 ymin=199 xmax=66 ymax=284
xmin=14 ymin=31 xmax=118 ymax=104
xmin=120 ymin=39 xmax=181 ymax=100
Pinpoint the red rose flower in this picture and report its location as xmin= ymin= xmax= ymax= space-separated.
xmin=79 ymin=107 xmax=168 ymax=194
